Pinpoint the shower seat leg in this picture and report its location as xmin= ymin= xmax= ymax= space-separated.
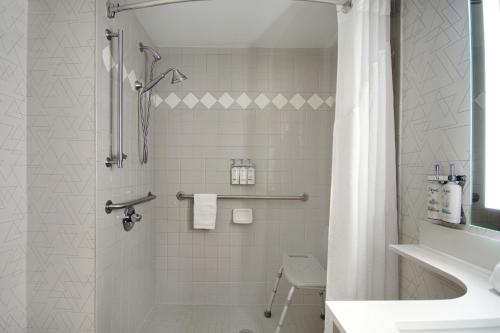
xmin=275 ymin=285 xmax=295 ymax=333
xmin=319 ymin=290 xmax=326 ymax=320
xmin=264 ymin=266 xmax=283 ymax=318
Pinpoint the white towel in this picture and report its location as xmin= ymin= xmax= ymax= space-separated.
xmin=194 ymin=194 xmax=217 ymax=230
xmin=490 ymin=261 xmax=500 ymax=293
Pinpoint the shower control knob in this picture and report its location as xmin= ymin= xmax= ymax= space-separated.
xmin=131 ymin=213 xmax=142 ymax=223
xmin=122 ymin=206 xmax=141 ymax=231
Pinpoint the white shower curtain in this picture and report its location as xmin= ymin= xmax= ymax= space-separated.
xmin=326 ymin=0 xmax=398 ymax=302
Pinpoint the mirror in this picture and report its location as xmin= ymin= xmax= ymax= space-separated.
xmin=470 ymin=0 xmax=500 ymax=231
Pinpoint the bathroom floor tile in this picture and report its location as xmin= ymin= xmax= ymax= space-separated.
xmin=139 ymin=304 xmax=324 ymax=333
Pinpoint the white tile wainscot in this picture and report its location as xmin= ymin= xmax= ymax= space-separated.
xmin=326 ymin=223 xmax=500 ymax=333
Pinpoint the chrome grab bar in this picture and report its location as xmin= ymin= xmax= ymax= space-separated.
xmin=105 ymin=192 xmax=157 ymax=214
xmin=176 ymin=191 xmax=308 ymax=202
xmin=105 ymin=28 xmax=127 ymax=168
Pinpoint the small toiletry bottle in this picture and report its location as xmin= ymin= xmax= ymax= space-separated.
xmin=231 ymin=159 xmax=240 ymax=185
xmin=247 ymin=160 xmax=255 ymax=185
xmin=427 ymin=164 xmax=442 ymax=220
xmin=440 ymin=164 xmax=462 ymax=224
xmin=239 ymin=159 xmax=248 ymax=185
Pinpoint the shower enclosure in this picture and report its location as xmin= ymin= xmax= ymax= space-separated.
xmin=96 ymin=1 xmax=338 ymax=332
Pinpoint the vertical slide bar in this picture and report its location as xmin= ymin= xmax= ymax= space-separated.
xmin=117 ymin=29 xmax=124 ymax=168
xmin=105 ymin=29 xmax=126 ymax=168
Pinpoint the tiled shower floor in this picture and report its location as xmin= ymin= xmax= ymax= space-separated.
xmin=139 ymin=304 xmax=325 ymax=333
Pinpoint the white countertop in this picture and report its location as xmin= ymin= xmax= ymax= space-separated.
xmin=326 ymin=244 xmax=500 ymax=333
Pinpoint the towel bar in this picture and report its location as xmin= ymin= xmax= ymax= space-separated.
xmin=176 ymin=191 xmax=308 ymax=202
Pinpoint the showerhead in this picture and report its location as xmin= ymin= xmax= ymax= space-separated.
xmin=141 ymin=68 xmax=187 ymax=93
xmin=139 ymin=42 xmax=161 ymax=62
xmin=171 ymin=68 xmax=187 ymax=84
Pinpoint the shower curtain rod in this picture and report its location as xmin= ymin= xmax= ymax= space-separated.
xmin=107 ymin=0 xmax=208 ymax=18
xmin=107 ymin=0 xmax=352 ymax=18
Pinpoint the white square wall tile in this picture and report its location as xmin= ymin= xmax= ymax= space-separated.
xmin=122 ymin=64 xmax=128 ymax=81
xmin=218 ymin=93 xmax=234 ymax=109
xmin=272 ymin=94 xmax=288 ymax=110
xmin=152 ymin=94 xmax=163 ymax=107
xmin=289 ymin=94 xmax=306 ymax=110
xmin=255 ymin=93 xmax=270 ymax=110
xmin=183 ymin=93 xmax=199 ymax=109
xmin=236 ymin=93 xmax=252 ymax=109
xmin=201 ymin=93 xmax=217 ymax=109
xmin=128 ymin=70 xmax=137 ymax=90
xmin=165 ymin=93 xmax=181 ymax=108
xmin=325 ymin=96 xmax=334 ymax=108
xmin=102 ymin=46 xmax=111 ymax=72
xmin=307 ymin=94 xmax=324 ymax=110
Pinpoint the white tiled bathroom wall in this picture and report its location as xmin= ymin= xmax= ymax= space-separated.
xmin=151 ymin=47 xmax=336 ymax=306
xmin=0 ymin=1 xmax=27 ymax=331
xmin=95 ymin=9 xmax=155 ymax=333
xmin=27 ymin=0 xmax=96 ymax=331
xmin=397 ymin=0 xmax=500 ymax=300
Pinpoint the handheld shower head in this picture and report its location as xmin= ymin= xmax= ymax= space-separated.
xmin=139 ymin=42 xmax=161 ymax=62
xmin=141 ymin=68 xmax=187 ymax=93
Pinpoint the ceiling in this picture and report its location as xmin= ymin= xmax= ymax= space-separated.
xmin=130 ymin=0 xmax=338 ymax=48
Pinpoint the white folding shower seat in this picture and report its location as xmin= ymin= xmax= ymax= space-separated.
xmin=264 ymin=254 xmax=327 ymax=333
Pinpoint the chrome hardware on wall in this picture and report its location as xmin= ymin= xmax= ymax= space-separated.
xmin=105 ymin=28 xmax=127 ymax=168
xmin=105 ymin=193 xmax=155 ymax=231
xmin=107 ymin=0 xmax=209 ymax=19
xmin=105 ymin=192 xmax=157 ymax=214
xmin=122 ymin=206 xmax=143 ymax=232
xmin=176 ymin=191 xmax=308 ymax=202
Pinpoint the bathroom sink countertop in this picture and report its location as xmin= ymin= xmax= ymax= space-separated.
xmin=326 ymin=244 xmax=500 ymax=333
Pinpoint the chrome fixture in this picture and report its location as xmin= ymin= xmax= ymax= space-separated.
xmin=107 ymin=0 xmax=208 ymax=18
xmin=295 ymin=0 xmax=352 ymax=13
xmin=122 ymin=206 xmax=143 ymax=232
xmin=105 ymin=28 xmax=127 ymax=168
xmin=139 ymin=42 xmax=161 ymax=62
xmin=106 ymin=0 xmax=351 ymax=18
xmin=176 ymin=191 xmax=309 ymax=202
xmin=141 ymin=68 xmax=187 ymax=93
xmin=105 ymin=192 xmax=157 ymax=214
xmin=137 ymin=67 xmax=187 ymax=164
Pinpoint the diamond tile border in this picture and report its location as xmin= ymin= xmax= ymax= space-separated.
xmin=236 ymin=93 xmax=252 ymax=109
xmin=201 ymin=93 xmax=217 ymax=109
xmin=102 ymin=50 xmax=335 ymax=112
xmin=165 ymin=92 xmax=333 ymax=111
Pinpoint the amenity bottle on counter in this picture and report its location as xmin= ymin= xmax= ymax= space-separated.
xmin=427 ymin=164 xmax=442 ymax=220
xmin=440 ymin=164 xmax=462 ymax=224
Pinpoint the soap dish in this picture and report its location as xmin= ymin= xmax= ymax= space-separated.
xmin=233 ymin=209 xmax=253 ymax=224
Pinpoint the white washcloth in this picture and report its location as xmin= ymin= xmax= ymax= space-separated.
xmin=490 ymin=261 xmax=500 ymax=293
xmin=194 ymin=194 xmax=217 ymax=230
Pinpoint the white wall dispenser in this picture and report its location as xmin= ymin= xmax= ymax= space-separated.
xmin=427 ymin=164 xmax=442 ymax=220
xmin=230 ymin=159 xmax=255 ymax=185
xmin=426 ymin=163 xmax=467 ymax=225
